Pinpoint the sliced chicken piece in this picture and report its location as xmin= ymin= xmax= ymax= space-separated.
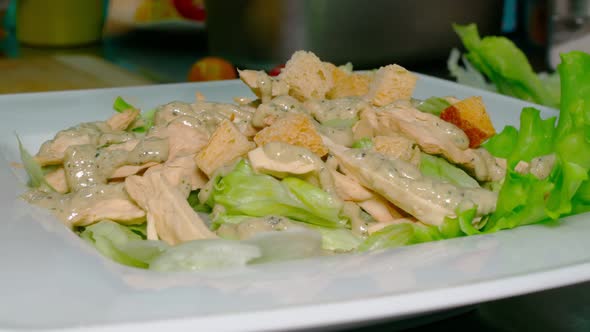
xmin=373 ymin=104 xmax=505 ymax=182
xmin=107 ymin=108 xmax=140 ymax=131
xmin=125 ymin=172 xmax=217 ymax=245
xmin=149 ymin=116 xmax=209 ymax=160
xmin=251 ymin=95 xmax=307 ymax=128
xmin=102 ymin=139 xmax=140 ymax=152
xmin=35 ymin=124 xmax=103 ymax=166
xmin=358 ymin=195 xmax=405 ymax=223
xmin=57 ymin=183 xmax=145 ymax=227
xmin=248 ymin=143 xmax=319 ymax=178
xmin=367 ymin=218 xmax=415 ymax=234
xmin=153 ymin=100 xmax=254 ymax=135
xmin=330 ymin=169 xmax=373 ymax=201
xmin=44 ymin=167 xmax=69 ymax=194
xmin=63 ymin=144 xmax=106 ymax=192
xmin=324 ymin=139 xmax=497 ymax=226
xmin=373 ymin=134 xmax=421 ymax=167
xmin=98 ymin=132 xmax=137 ymax=148
xmin=144 ymin=154 xmax=207 ymax=197
xmin=95 ymin=138 xmax=168 ymax=180
xmin=109 ymin=162 xmax=159 ymax=179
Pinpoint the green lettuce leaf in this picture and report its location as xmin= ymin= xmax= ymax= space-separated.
xmin=414 ymin=97 xmax=452 ymax=116
xmin=351 ymin=137 xmax=374 ymax=149
xmin=420 ymin=153 xmax=479 ymax=188
xmin=453 ymin=23 xmax=558 ymax=108
xmin=17 ymin=135 xmax=54 ymax=191
xmin=149 ymin=239 xmax=261 ymax=272
xmin=210 ymin=160 xmax=346 ymax=228
xmin=483 ymin=51 xmax=590 ymax=232
xmin=80 ymin=220 xmax=168 ymax=268
xmin=113 ymin=96 xmax=133 ymax=113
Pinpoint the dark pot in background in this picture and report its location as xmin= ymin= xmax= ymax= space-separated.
xmin=205 ymin=0 xmax=504 ymax=70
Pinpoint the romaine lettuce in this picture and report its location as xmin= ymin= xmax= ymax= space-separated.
xmin=453 ymin=24 xmax=559 ymax=108
xmin=210 ymin=160 xmax=346 ymax=228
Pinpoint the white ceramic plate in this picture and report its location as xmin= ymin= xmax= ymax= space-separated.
xmin=1 ymin=76 xmax=589 ymax=332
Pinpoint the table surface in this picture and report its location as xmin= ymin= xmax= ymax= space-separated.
xmin=0 ymin=25 xmax=585 ymax=332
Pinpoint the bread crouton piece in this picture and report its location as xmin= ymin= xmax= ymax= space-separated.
xmin=327 ymin=66 xmax=372 ymax=99
xmin=440 ymin=96 xmax=496 ymax=148
xmin=254 ymin=113 xmax=328 ymax=157
xmin=279 ymin=51 xmax=335 ymax=101
xmin=365 ymin=64 xmax=417 ymax=106
xmin=195 ymin=120 xmax=256 ymax=177
xmin=238 ymin=69 xmax=289 ymax=100
xmin=373 ymin=135 xmax=421 ymax=167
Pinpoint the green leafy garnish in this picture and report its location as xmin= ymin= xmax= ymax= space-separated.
xmin=16 ymin=135 xmax=54 ymax=191
xmin=351 ymin=137 xmax=374 ymax=149
xmin=453 ymin=23 xmax=559 ymax=108
xmin=415 ymin=97 xmax=452 ymax=115
xmin=210 ymin=160 xmax=346 ymax=228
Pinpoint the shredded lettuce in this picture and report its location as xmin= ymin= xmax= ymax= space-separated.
xmin=113 ymin=96 xmax=133 ymax=113
xmin=414 ymin=97 xmax=452 ymax=116
xmin=420 ymin=153 xmax=479 ymax=188
xmin=16 ymin=135 xmax=54 ymax=191
xmin=452 ymin=24 xmax=559 ymax=108
xmin=307 ymin=226 xmax=362 ymax=251
xmin=210 ymin=160 xmax=347 ymax=228
xmin=131 ymin=108 xmax=157 ymax=133
xmin=247 ymin=229 xmax=323 ymax=264
xmin=149 ymin=239 xmax=261 ymax=272
xmin=351 ymin=137 xmax=374 ymax=149
xmin=359 ymin=207 xmax=477 ymax=252
xmin=80 ymin=220 xmax=168 ymax=268
xmin=448 ymin=48 xmax=497 ymax=93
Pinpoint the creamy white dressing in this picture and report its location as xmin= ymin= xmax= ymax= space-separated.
xmin=335 ymin=148 xmax=497 ymax=225
xmin=252 ymin=95 xmax=305 ymax=128
xmin=304 ymin=97 xmax=367 ymax=123
xmin=24 ymin=183 xmax=138 ymax=227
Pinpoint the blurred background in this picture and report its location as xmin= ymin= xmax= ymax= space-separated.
xmin=1 ymin=0 xmax=586 ymax=94
xmin=2 ymin=1 xmax=590 ymax=331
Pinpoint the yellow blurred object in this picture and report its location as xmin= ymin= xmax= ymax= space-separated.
xmin=187 ymin=57 xmax=237 ymax=82
xmin=16 ymin=0 xmax=106 ymax=47
xmin=134 ymin=0 xmax=180 ymax=22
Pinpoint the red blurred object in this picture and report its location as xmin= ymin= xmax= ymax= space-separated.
xmin=268 ymin=64 xmax=285 ymax=76
xmin=173 ymin=0 xmax=206 ymax=21
xmin=187 ymin=56 xmax=237 ymax=82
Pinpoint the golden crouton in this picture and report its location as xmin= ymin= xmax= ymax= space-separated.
xmin=254 ymin=113 xmax=328 ymax=157
xmin=278 ymin=51 xmax=335 ymax=101
xmin=195 ymin=120 xmax=256 ymax=177
xmin=238 ymin=69 xmax=289 ymax=99
xmin=373 ymin=134 xmax=421 ymax=167
xmin=365 ymin=64 xmax=417 ymax=106
xmin=440 ymin=96 xmax=496 ymax=148
xmin=327 ymin=66 xmax=372 ymax=99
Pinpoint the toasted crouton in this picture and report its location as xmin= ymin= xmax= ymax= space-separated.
xmin=365 ymin=64 xmax=417 ymax=106
xmin=327 ymin=66 xmax=372 ymax=99
xmin=195 ymin=120 xmax=256 ymax=177
xmin=278 ymin=51 xmax=335 ymax=101
xmin=373 ymin=135 xmax=422 ymax=167
xmin=238 ymin=69 xmax=289 ymax=99
xmin=440 ymin=96 xmax=496 ymax=148
xmin=254 ymin=113 xmax=328 ymax=157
